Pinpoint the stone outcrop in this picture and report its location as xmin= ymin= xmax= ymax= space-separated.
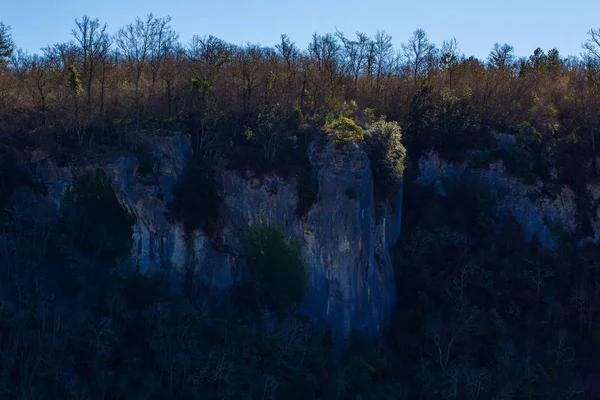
xmin=415 ymin=151 xmax=598 ymax=248
xmin=23 ymin=132 xmax=403 ymax=340
xmin=299 ymin=139 xmax=399 ymax=338
xmin=209 ymin=138 xmax=401 ymax=339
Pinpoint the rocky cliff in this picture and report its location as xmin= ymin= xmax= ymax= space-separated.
xmin=23 ymin=131 xmax=402 ymax=340
xmin=416 ymin=150 xmax=600 ymax=248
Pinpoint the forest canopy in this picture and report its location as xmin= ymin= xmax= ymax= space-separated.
xmin=0 ymin=15 xmax=599 ymax=172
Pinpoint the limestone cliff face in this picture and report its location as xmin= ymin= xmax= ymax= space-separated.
xmin=25 ymin=132 xmax=402 ymax=340
xmin=214 ymin=138 xmax=401 ymax=338
xmin=416 ymin=151 xmax=600 ymax=247
xmin=299 ymin=139 xmax=399 ymax=338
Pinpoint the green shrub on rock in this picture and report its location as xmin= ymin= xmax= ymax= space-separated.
xmin=323 ymin=116 xmax=364 ymax=143
xmin=242 ymin=225 xmax=308 ymax=313
xmin=363 ymin=120 xmax=407 ymax=203
xmin=61 ymin=169 xmax=135 ymax=262
xmin=169 ymin=156 xmax=220 ymax=236
xmin=500 ymin=121 xmax=544 ymax=182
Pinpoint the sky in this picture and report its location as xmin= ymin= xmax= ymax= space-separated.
xmin=2 ymin=0 xmax=600 ymax=60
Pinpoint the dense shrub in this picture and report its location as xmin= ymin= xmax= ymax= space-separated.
xmin=323 ymin=116 xmax=364 ymax=143
xmin=120 ymin=273 xmax=170 ymax=309
xmin=499 ymin=121 xmax=544 ymax=182
xmin=242 ymin=225 xmax=308 ymax=313
xmin=434 ymin=90 xmax=491 ymax=161
xmin=553 ymin=128 xmax=593 ymax=191
xmin=296 ymin=162 xmax=319 ymax=217
xmin=364 ymin=120 xmax=407 ymax=203
xmin=404 ymin=85 xmax=493 ymax=162
xmin=389 ymin=169 xmax=600 ymax=398
xmin=135 ymin=143 xmax=155 ymax=176
xmin=61 ymin=169 xmax=135 ymax=262
xmin=403 ymin=83 xmax=437 ymax=157
xmin=169 ymin=156 xmax=220 ymax=236
xmin=0 ymin=152 xmax=44 ymax=207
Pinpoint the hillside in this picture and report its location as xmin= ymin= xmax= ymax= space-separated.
xmin=2 ymin=16 xmax=600 ymax=398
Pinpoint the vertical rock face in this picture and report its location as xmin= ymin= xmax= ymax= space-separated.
xmin=215 ymin=139 xmax=402 ymax=338
xmin=416 ymin=151 xmax=591 ymax=248
xmin=25 ymin=132 xmax=402 ymax=340
xmin=299 ymin=139 xmax=399 ymax=338
xmin=213 ymin=139 xmax=401 ymax=338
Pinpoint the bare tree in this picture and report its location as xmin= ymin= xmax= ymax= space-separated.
xmin=308 ymin=32 xmax=341 ymax=89
xmin=147 ymin=15 xmax=178 ymax=103
xmin=275 ymin=34 xmax=300 ymax=105
xmin=95 ymin=50 xmax=115 ymax=118
xmin=236 ymin=44 xmax=264 ymax=120
xmin=275 ymin=34 xmax=300 ymax=72
xmin=441 ymin=38 xmax=460 ymax=89
xmin=8 ymin=48 xmax=31 ymax=75
xmin=188 ymin=35 xmax=232 ymax=73
xmin=72 ymin=15 xmax=111 ymax=117
xmin=583 ymin=29 xmax=600 ymax=63
xmin=115 ymin=14 xmax=159 ymax=119
xmin=488 ymin=43 xmax=516 ymax=73
xmin=187 ymin=34 xmax=233 ymax=106
xmin=187 ymin=35 xmax=233 ymax=156
xmin=160 ymin=45 xmax=183 ymax=119
xmin=30 ymin=54 xmax=57 ymax=125
xmin=335 ymin=30 xmax=371 ymax=97
xmin=308 ymin=33 xmax=342 ymax=112
xmin=373 ymin=30 xmax=394 ymax=94
xmin=403 ymin=29 xmax=436 ymax=83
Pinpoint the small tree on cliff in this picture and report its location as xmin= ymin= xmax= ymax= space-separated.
xmin=242 ymin=225 xmax=308 ymax=314
xmin=323 ymin=116 xmax=364 ymax=143
xmin=67 ymin=62 xmax=87 ymax=145
xmin=61 ymin=169 xmax=135 ymax=262
xmin=364 ymin=120 xmax=406 ymax=203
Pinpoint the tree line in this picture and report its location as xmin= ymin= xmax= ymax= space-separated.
xmin=1 ymin=16 xmax=600 ymax=163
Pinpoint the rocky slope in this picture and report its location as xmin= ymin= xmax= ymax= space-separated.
xmin=22 ymin=131 xmax=402 ymax=340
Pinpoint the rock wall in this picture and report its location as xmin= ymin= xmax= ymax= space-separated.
xmin=416 ymin=151 xmax=600 ymax=247
xmin=212 ymin=138 xmax=401 ymax=339
xmin=24 ymin=132 xmax=402 ymax=340
xmin=299 ymin=139 xmax=399 ymax=338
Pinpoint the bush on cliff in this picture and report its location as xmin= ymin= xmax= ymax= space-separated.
xmin=61 ymin=169 xmax=135 ymax=262
xmin=242 ymin=225 xmax=308 ymax=314
xmin=323 ymin=116 xmax=364 ymax=143
xmin=364 ymin=120 xmax=407 ymax=204
xmin=169 ymin=156 xmax=220 ymax=236
xmin=403 ymin=84 xmax=492 ymax=162
xmin=498 ymin=121 xmax=545 ymax=182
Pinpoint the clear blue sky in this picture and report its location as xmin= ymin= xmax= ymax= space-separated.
xmin=3 ymin=0 xmax=599 ymax=60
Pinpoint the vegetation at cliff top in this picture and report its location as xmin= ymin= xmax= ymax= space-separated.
xmin=323 ymin=115 xmax=365 ymax=143
xmin=364 ymin=120 xmax=406 ymax=203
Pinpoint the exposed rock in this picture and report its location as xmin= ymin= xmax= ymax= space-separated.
xmin=300 ymin=139 xmax=399 ymax=338
xmin=213 ymin=138 xmax=401 ymax=339
xmin=23 ymin=132 xmax=402 ymax=340
xmin=416 ymin=151 xmax=584 ymax=248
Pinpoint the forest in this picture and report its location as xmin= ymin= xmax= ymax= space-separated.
xmin=2 ymin=13 xmax=600 ymax=399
